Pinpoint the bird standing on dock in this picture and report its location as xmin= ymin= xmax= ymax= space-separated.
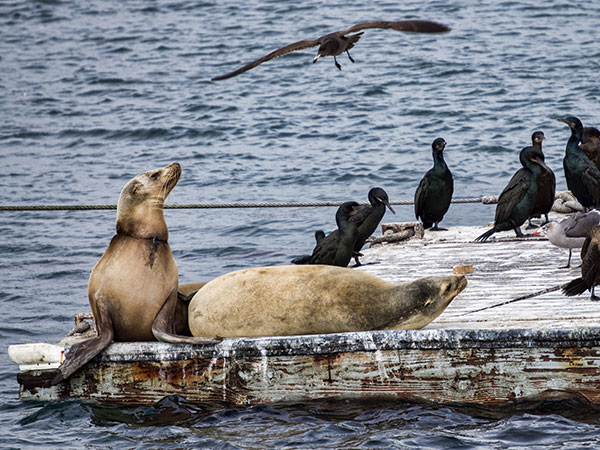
xmin=211 ymin=20 xmax=451 ymax=80
xmin=525 ymin=131 xmax=555 ymax=227
xmin=475 ymin=145 xmax=552 ymax=242
xmin=308 ymin=201 xmax=360 ymax=267
xmin=291 ymin=230 xmax=325 ymax=265
xmin=563 ymin=225 xmax=600 ymax=300
xmin=558 ymin=116 xmax=600 ymax=210
xmin=414 ymin=138 xmax=454 ymax=231
xmin=580 ymin=126 xmax=600 ymax=171
xmin=543 ymin=210 xmax=600 ymax=268
xmin=350 ymin=187 xmax=395 ymax=266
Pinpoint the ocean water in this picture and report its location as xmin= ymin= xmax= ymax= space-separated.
xmin=1 ymin=0 xmax=600 ymax=447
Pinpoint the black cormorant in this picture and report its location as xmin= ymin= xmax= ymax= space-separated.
xmin=309 ymin=201 xmax=360 ymax=267
xmin=475 ymin=145 xmax=551 ymax=242
xmin=291 ymin=230 xmax=325 ymax=264
xmin=414 ymin=137 xmax=454 ymax=231
xmin=211 ymin=20 xmax=450 ymax=80
xmin=580 ymin=126 xmax=600 ymax=171
xmin=525 ymin=131 xmax=555 ymax=227
xmin=350 ymin=187 xmax=395 ymax=266
xmin=563 ymin=225 xmax=600 ymax=300
xmin=558 ymin=116 xmax=600 ymax=211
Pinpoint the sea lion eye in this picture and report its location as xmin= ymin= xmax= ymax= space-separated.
xmin=150 ymin=172 xmax=160 ymax=180
xmin=440 ymin=282 xmax=451 ymax=296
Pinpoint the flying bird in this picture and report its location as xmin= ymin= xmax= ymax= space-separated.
xmin=211 ymin=20 xmax=451 ymax=80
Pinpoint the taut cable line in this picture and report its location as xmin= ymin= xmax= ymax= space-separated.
xmin=0 ymin=197 xmax=497 ymax=212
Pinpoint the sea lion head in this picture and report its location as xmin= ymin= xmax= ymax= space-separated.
xmin=116 ymin=162 xmax=181 ymax=240
xmin=390 ymin=275 xmax=467 ymax=330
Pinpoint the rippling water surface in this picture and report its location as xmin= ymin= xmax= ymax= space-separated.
xmin=2 ymin=0 xmax=600 ymax=447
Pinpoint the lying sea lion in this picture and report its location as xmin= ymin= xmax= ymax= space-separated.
xmin=53 ymin=162 xmax=185 ymax=384
xmin=186 ymin=265 xmax=466 ymax=338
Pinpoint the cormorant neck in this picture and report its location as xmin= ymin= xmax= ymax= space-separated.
xmin=566 ymin=126 xmax=583 ymax=155
xmin=432 ymin=150 xmax=447 ymax=169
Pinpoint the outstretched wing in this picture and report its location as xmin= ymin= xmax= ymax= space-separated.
xmin=339 ymin=20 xmax=451 ymax=35
xmin=212 ymin=38 xmax=320 ymax=81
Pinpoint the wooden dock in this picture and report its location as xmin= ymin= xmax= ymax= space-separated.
xmin=9 ymin=217 xmax=600 ymax=407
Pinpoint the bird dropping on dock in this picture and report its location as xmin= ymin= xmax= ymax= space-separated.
xmin=211 ymin=20 xmax=451 ymax=80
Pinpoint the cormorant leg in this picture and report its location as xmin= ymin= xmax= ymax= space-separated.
xmin=514 ymin=227 xmax=525 ymax=238
xmin=334 ymin=56 xmax=341 ymax=70
xmin=430 ymin=222 xmax=448 ymax=231
xmin=560 ymin=249 xmax=572 ymax=269
xmin=346 ymin=50 xmax=355 ymax=63
xmin=591 ymin=286 xmax=599 ymax=301
xmin=526 ymin=218 xmax=539 ymax=229
xmin=353 ymin=255 xmax=362 ymax=267
xmin=543 ymin=214 xmax=550 ymax=225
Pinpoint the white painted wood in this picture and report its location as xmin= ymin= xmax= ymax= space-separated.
xmin=358 ymin=215 xmax=597 ymax=330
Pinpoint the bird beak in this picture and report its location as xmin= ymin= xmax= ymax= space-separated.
xmin=376 ymin=197 xmax=396 ymax=214
xmin=313 ymin=54 xmax=321 ymax=64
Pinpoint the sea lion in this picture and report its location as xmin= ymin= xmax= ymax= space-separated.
xmin=53 ymin=162 xmax=184 ymax=384
xmin=186 ymin=265 xmax=467 ymax=338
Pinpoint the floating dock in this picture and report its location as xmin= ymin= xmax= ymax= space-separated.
xmin=9 ymin=218 xmax=600 ymax=407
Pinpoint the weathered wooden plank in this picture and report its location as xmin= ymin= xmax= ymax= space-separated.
xmin=16 ymin=330 xmax=600 ymax=406
xmin=360 ymin=221 xmax=599 ymax=330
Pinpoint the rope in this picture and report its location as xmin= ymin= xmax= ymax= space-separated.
xmin=0 ymin=197 xmax=495 ymax=212
xmin=462 ymin=283 xmax=567 ymax=316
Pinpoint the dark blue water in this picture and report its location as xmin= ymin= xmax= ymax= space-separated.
xmin=2 ymin=0 xmax=600 ymax=447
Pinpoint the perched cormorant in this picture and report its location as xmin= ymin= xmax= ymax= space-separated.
xmin=291 ymin=230 xmax=325 ymax=264
xmin=544 ymin=210 xmax=600 ymax=268
xmin=524 ymin=131 xmax=555 ymax=227
xmin=211 ymin=20 xmax=450 ymax=80
xmin=580 ymin=126 xmax=600 ymax=171
xmin=475 ymin=145 xmax=551 ymax=242
xmin=563 ymin=225 xmax=600 ymax=300
xmin=308 ymin=201 xmax=359 ymax=267
xmin=414 ymin=138 xmax=454 ymax=231
xmin=558 ymin=116 xmax=600 ymax=211
xmin=350 ymin=187 xmax=395 ymax=266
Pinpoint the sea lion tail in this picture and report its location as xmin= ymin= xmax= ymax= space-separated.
xmin=52 ymin=323 xmax=114 ymax=385
xmin=563 ymin=277 xmax=589 ymax=297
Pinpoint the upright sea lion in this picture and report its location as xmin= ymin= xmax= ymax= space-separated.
xmin=53 ymin=162 xmax=184 ymax=384
xmin=186 ymin=265 xmax=467 ymax=338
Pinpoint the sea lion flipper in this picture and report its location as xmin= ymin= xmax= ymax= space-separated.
xmin=52 ymin=310 xmax=114 ymax=385
xmin=152 ymin=291 xmax=221 ymax=344
xmin=152 ymin=329 xmax=222 ymax=345
xmin=152 ymin=290 xmax=191 ymax=338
